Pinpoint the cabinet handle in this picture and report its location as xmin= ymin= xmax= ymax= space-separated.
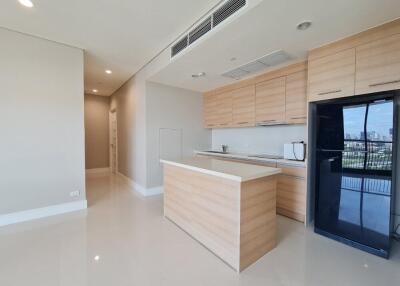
xmin=369 ymin=80 xmax=400 ymax=87
xmin=318 ymin=89 xmax=342 ymax=96
xmin=261 ymin=120 xmax=276 ymax=122
xmin=219 ymin=123 xmax=228 ymax=126
xmin=290 ymin=116 xmax=306 ymax=120
xmin=237 ymin=121 xmax=249 ymax=124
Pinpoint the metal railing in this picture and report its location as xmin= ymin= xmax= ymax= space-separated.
xmin=342 ymin=139 xmax=392 ymax=171
xmin=341 ymin=175 xmax=392 ymax=196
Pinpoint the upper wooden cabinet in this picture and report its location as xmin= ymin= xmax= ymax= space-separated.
xmin=231 ymin=85 xmax=255 ymax=127
xmin=214 ymin=90 xmax=233 ymax=128
xmin=203 ymin=62 xmax=308 ymax=128
xmin=285 ymin=70 xmax=307 ymax=124
xmin=308 ymin=48 xmax=356 ymax=102
xmin=355 ymin=33 xmax=400 ymax=95
xmin=203 ymin=92 xmax=218 ymax=128
xmin=255 ymin=76 xmax=286 ymax=125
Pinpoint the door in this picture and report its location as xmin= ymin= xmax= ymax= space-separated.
xmin=314 ymin=95 xmax=394 ymax=257
xmin=109 ymin=111 xmax=117 ymax=174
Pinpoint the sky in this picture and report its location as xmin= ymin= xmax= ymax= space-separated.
xmin=343 ymin=101 xmax=393 ymax=139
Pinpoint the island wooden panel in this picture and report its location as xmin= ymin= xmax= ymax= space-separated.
xmin=163 ymin=164 xmax=277 ymax=272
xmin=240 ymin=177 xmax=276 ymax=270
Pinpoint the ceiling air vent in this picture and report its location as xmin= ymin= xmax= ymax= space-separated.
xmin=222 ymin=50 xmax=293 ymax=80
xmin=189 ymin=17 xmax=212 ymax=45
xmin=170 ymin=0 xmax=246 ymax=58
xmin=171 ymin=36 xmax=188 ymax=57
xmin=213 ymin=0 xmax=246 ymax=27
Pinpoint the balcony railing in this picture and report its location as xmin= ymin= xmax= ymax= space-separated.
xmin=342 ymin=139 xmax=392 ymax=171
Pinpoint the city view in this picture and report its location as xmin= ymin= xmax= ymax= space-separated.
xmin=342 ymin=102 xmax=393 ymax=171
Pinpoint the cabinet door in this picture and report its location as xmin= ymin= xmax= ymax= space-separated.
xmin=276 ymin=175 xmax=306 ymax=222
xmin=231 ymin=86 xmax=255 ymax=128
xmin=276 ymin=164 xmax=306 ymax=222
xmin=285 ymin=70 xmax=307 ymax=124
xmin=308 ymin=48 xmax=356 ymax=102
xmin=203 ymin=92 xmax=218 ymax=128
xmin=215 ymin=90 xmax=233 ymax=128
xmin=355 ymin=33 xmax=400 ymax=95
xmin=255 ymin=76 xmax=286 ymax=125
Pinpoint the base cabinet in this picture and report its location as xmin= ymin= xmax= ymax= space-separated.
xmin=276 ymin=164 xmax=306 ymax=222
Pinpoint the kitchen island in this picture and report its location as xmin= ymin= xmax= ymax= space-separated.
xmin=161 ymin=157 xmax=281 ymax=272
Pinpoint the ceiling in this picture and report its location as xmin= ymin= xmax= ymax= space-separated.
xmin=0 ymin=0 xmax=220 ymax=96
xmin=150 ymin=0 xmax=400 ymax=92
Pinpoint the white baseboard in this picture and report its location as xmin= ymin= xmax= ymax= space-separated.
xmin=0 ymin=200 xmax=88 ymax=227
xmin=86 ymin=168 xmax=110 ymax=174
xmin=117 ymin=172 xmax=163 ymax=197
xmin=146 ymin=186 xmax=164 ymax=196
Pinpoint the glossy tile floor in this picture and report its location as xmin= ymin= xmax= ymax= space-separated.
xmin=0 ymin=173 xmax=399 ymax=286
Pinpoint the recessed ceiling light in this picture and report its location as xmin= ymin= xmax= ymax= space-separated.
xmin=92 ymin=89 xmax=98 ymax=93
xmin=94 ymin=255 xmax=100 ymax=261
xmin=18 ymin=0 xmax=34 ymax=8
xmin=105 ymin=70 xmax=112 ymax=74
xmin=192 ymin=72 xmax=206 ymax=78
xmin=297 ymin=21 xmax=312 ymax=31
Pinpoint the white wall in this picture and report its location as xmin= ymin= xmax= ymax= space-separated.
xmin=146 ymin=82 xmax=211 ymax=188
xmin=212 ymin=125 xmax=307 ymax=155
xmin=0 ymin=28 xmax=85 ymax=214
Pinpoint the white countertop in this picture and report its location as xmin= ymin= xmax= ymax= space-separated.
xmin=160 ymin=157 xmax=281 ymax=182
xmin=195 ymin=151 xmax=307 ymax=168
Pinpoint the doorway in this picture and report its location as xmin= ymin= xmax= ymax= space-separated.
xmin=109 ymin=111 xmax=118 ymax=174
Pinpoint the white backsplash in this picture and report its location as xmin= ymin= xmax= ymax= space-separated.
xmin=212 ymin=125 xmax=307 ymax=155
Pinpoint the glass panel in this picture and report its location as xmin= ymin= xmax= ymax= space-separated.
xmin=366 ymin=101 xmax=393 ymax=171
xmin=343 ymin=105 xmax=367 ymax=169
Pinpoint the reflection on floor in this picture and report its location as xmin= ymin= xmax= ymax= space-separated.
xmin=0 ymin=173 xmax=399 ymax=286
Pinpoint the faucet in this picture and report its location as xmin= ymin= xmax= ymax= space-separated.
xmin=222 ymin=145 xmax=228 ymax=153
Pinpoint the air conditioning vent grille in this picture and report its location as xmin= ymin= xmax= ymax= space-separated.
xmin=171 ymin=36 xmax=188 ymax=57
xmin=222 ymin=50 xmax=293 ymax=80
xmin=189 ymin=17 xmax=212 ymax=45
xmin=170 ymin=0 xmax=246 ymax=58
xmin=213 ymin=0 xmax=246 ymax=27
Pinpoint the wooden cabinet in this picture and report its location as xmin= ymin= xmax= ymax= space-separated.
xmin=308 ymin=48 xmax=356 ymax=102
xmin=255 ymin=76 xmax=286 ymax=125
xmin=276 ymin=164 xmax=306 ymax=222
xmin=231 ymin=86 xmax=255 ymax=127
xmin=203 ymin=90 xmax=233 ymax=128
xmin=203 ymin=92 xmax=218 ymax=128
xmin=203 ymin=62 xmax=308 ymax=128
xmin=355 ymin=33 xmax=400 ymax=95
xmin=215 ymin=91 xmax=233 ymax=128
xmin=285 ymin=70 xmax=307 ymax=124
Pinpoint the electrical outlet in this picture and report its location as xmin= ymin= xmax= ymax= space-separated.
xmin=70 ymin=191 xmax=80 ymax=197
